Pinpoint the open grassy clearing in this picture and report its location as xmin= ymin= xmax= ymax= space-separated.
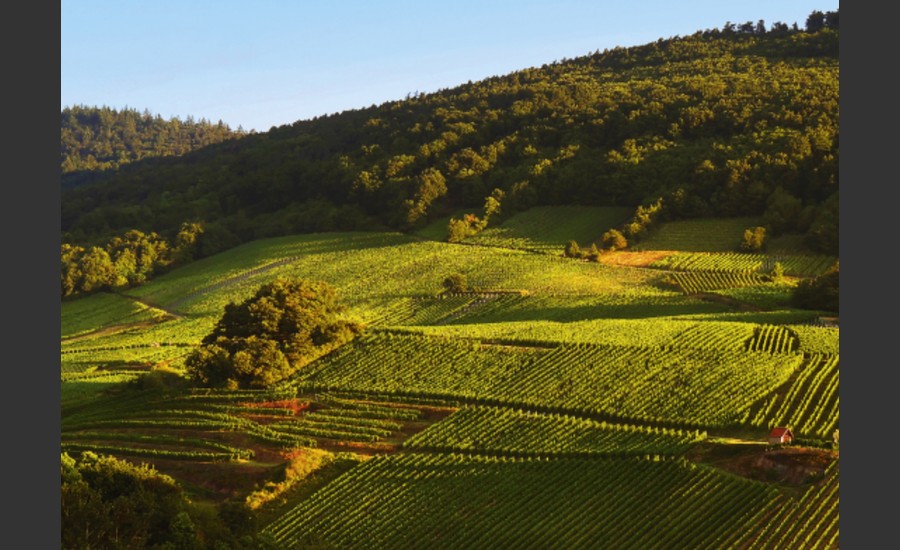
xmin=429 ymin=292 xmax=730 ymax=325
xmin=413 ymin=209 xmax=474 ymax=241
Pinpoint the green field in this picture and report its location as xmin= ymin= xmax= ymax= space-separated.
xmin=464 ymin=206 xmax=633 ymax=254
xmin=61 ymin=224 xmax=839 ymax=548
xmin=639 ymin=217 xmax=764 ymax=252
xmin=264 ymin=453 xmax=795 ymax=549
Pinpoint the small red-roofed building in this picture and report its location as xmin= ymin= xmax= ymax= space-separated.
xmin=768 ymin=427 xmax=794 ymax=445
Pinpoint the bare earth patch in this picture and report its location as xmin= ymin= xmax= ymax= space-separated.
xmin=687 ymin=442 xmax=837 ymax=486
xmin=598 ymin=250 xmax=676 ymax=267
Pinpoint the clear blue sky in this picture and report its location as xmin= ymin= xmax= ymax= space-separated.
xmin=62 ymin=1 xmax=839 ymax=132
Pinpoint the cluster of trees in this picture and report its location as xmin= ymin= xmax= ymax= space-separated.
xmin=563 ymin=240 xmax=601 ymax=261
xmin=447 ymin=188 xmax=505 ymax=242
xmin=62 ymin=12 xmax=839 ymax=274
xmin=60 ymin=223 xmax=203 ymax=297
xmin=62 ymin=451 xmax=276 ymax=549
xmin=713 ymin=8 xmax=837 ymax=36
xmin=792 ymin=261 xmax=839 ymax=313
xmin=185 ymin=278 xmax=363 ymax=389
xmin=61 ymin=106 xmax=247 ymax=187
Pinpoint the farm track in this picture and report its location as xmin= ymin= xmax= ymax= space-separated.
xmin=61 ymin=293 xmax=184 ymax=345
xmin=692 ymin=292 xmax=765 ymax=312
xmin=434 ymin=292 xmax=508 ymax=325
xmin=164 ymin=255 xmax=302 ymax=312
xmin=61 ymin=320 xmax=162 ymax=344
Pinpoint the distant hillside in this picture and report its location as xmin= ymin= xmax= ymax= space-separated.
xmin=61 ymin=106 xmax=248 ymax=188
xmin=62 ymin=15 xmax=838 ymax=257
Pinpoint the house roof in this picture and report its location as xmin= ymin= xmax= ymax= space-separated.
xmin=769 ymin=427 xmax=793 ymax=438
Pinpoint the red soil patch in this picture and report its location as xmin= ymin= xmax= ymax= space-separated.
xmin=238 ymin=399 xmax=310 ymax=415
xmin=321 ymin=440 xmax=400 ymax=455
xmin=687 ymin=443 xmax=837 ymax=487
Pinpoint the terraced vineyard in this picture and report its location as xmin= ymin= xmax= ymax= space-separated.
xmin=62 ymin=387 xmax=431 ymax=466
xmin=403 ymin=406 xmax=706 ymax=456
xmin=743 ymin=460 xmax=839 ymax=549
xmin=748 ymin=354 xmax=839 ymax=439
xmin=264 ymin=453 xmax=786 ymax=549
xmin=60 ymin=226 xmax=839 ymax=547
xmin=293 ymin=331 xmax=803 ymax=428
xmin=652 ymin=252 xmax=836 ymax=277
xmin=667 ymin=271 xmax=770 ymax=294
xmin=638 ymin=217 xmax=764 ymax=252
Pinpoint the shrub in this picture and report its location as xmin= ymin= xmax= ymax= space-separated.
xmin=740 ymin=226 xmax=767 ymax=252
xmin=564 ymin=240 xmax=582 ymax=258
xmin=601 ymin=229 xmax=628 ymax=251
xmin=443 ymin=273 xmax=469 ymax=293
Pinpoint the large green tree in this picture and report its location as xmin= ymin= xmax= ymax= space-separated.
xmin=186 ymin=277 xmax=363 ymax=389
xmin=61 ymin=452 xmax=195 ymax=549
xmin=792 ymin=261 xmax=839 ymax=313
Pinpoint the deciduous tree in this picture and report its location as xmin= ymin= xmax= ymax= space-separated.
xmin=185 ymin=278 xmax=362 ymax=389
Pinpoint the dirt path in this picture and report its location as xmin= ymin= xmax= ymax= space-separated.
xmin=691 ymin=291 xmax=765 ymax=312
xmin=62 ymin=293 xmax=185 ymax=345
xmin=61 ymin=320 xmax=162 ymax=345
xmin=165 ymin=256 xmax=301 ymax=311
xmin=116 ymin=292 xmax=185 ymax=320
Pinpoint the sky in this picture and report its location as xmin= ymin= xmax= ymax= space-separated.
xmin=62 ymin=1 xmax=839 ymax=133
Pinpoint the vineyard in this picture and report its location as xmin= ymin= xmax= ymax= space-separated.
xmin=263 ymin=453 xmax=791 ymax=549
xmin=638 ymin=217 xmax=764 ymax=252
xmin=666 ymin=271 xmax=770 ymax=294
xmin=651 ymin=251 xmax=836 ymax=277
xmin=747 ymin=354 xmax=840 ymax=439
xmin=463 ymin=206 xmax=632 ymax=254
xmin=403 ymin=406 xmax=707 ymax=456
xmin=293 ymin=331 xmax=804 ymax=428
xmin=60 ymin=226 xmax=839 ymax=547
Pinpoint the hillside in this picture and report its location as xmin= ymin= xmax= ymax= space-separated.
xmin=61 ymin=217 xmax=839 ymax=547
xmin=61 ymin=23 xmax=838 ymax=260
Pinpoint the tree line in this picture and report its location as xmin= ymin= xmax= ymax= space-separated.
xmin=61 ymin=105 xmax=248 ymax=188
xmin=61 ymin=223 xmax=203 ymax=298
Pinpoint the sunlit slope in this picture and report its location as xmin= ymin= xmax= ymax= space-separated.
xmin=119 ymin=231 xmax=672 ymax=320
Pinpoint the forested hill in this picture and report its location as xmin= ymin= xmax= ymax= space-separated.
xmin=61 ymin=15 xmax=838 ymax=259
xmin=61 ymin=106 xmax=248 ymax=188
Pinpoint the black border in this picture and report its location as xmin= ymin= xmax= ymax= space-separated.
xmin=13 ymin=1 xmax=61 ymax=547
xmin=840 ymin=2 xmax=890 ymax=547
